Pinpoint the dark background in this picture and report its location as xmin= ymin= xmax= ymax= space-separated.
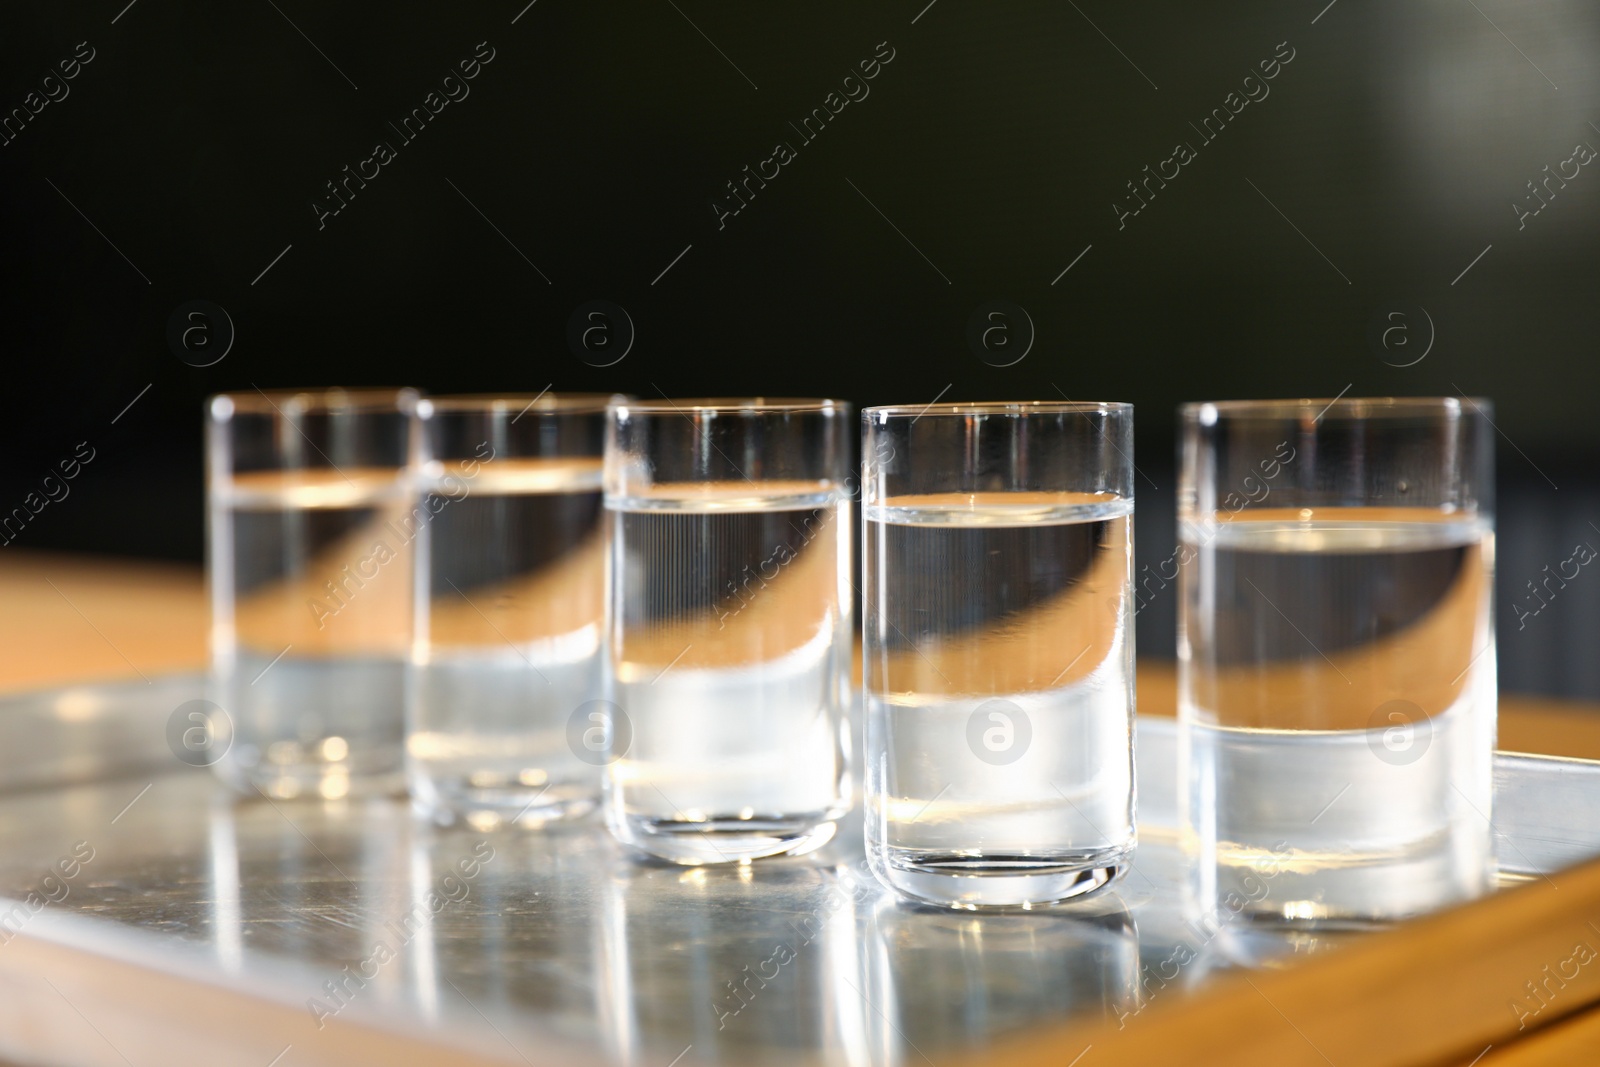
xmin=2 ymin=1 xmax=1597 ymax=695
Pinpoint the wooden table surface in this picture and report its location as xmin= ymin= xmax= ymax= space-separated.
xmin=6 ymin=548 xmax=1597 ymax=760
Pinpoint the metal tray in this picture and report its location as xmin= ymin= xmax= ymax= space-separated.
xmin=0 ymin=676 xmax=1593 ymax=1066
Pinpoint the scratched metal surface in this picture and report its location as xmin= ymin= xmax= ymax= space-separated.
xmin=0 ymin=677 xmax=1591 ymax=1066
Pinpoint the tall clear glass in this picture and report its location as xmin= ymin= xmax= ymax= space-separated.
xmin=862 ymin=401 xmax=1137 ymax=908
xmin=207 ymin=387 xmax=421 ymax=799
xmin=603 ymin=398 xmax=852 ymax=864
xmin=408 ymin=394 xmax=612 ymax=829
xmin=1178 ymin=397 xmax=1496 ymax=925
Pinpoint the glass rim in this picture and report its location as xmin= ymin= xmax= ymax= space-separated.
xmin=1180 ymin=396 xmax=1491 ymax=421
xmin=420 ymin=392 xmax=621 ymax=415
xmin=610 ymin=396 xmax=848 ymax=414
xmin=209 ymin=387 xmax=419 ymax=419
xmin=864 ymin=400 xmax=1130 ymax=419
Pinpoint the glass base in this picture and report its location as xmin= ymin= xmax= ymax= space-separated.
xmin=1222 ymin=901 xmax=1402 ymax=932
xmin=1201 ymin=844 xmax=1493 ymax=929
xmin=610 ymin=812 xmax=839 ymax=865
xmin=872 ymin=845 xmax=1132 ymax=909
xmin=410 ymin=774 xmax=598 ymax=830
xmin=218 ymin=758 xmax=405 ymax=801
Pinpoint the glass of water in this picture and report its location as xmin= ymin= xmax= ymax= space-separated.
xmin=603 ymin=397 xmax=852 ymax=864
xmin=862 ymin=401 xmax=1137 ymax=908
xmin=408 ymin=394 xmax=613 ymax=829
xmin=207 ymin=388 xmax=421 ymax=799
xmin=1178 ymin=397 xmax=1496 ymax=925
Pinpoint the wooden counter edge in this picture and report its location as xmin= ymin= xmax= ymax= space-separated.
xmin=970 ymin=854 xmax=1600 ymax=1067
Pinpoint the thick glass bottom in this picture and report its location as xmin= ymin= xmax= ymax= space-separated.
xmin=1202 ymin=842 xmax=1492 ymax=929
xmin=610 ymin=812 xmax=839 ymax=865
xmin=871 ymin=845 xmax=1132 ymax=909
xmin=219 ymin=754 xmax=405 ymax=801
xmin=410 ymin=772 xmax=597 ymax=829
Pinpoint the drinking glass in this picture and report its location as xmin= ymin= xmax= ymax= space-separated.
xmin=1178 ymin=397 xmax=1496 ymax=924
xmin=207 ymin=388 xmax=421 ymax=799
xmin=603 ymin=398 xmax=852 ymax=864
xmin=862 ymin=401 xmax=1137 ymax=908
xmin=408 ymin=394 xmax=612 ymax=828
